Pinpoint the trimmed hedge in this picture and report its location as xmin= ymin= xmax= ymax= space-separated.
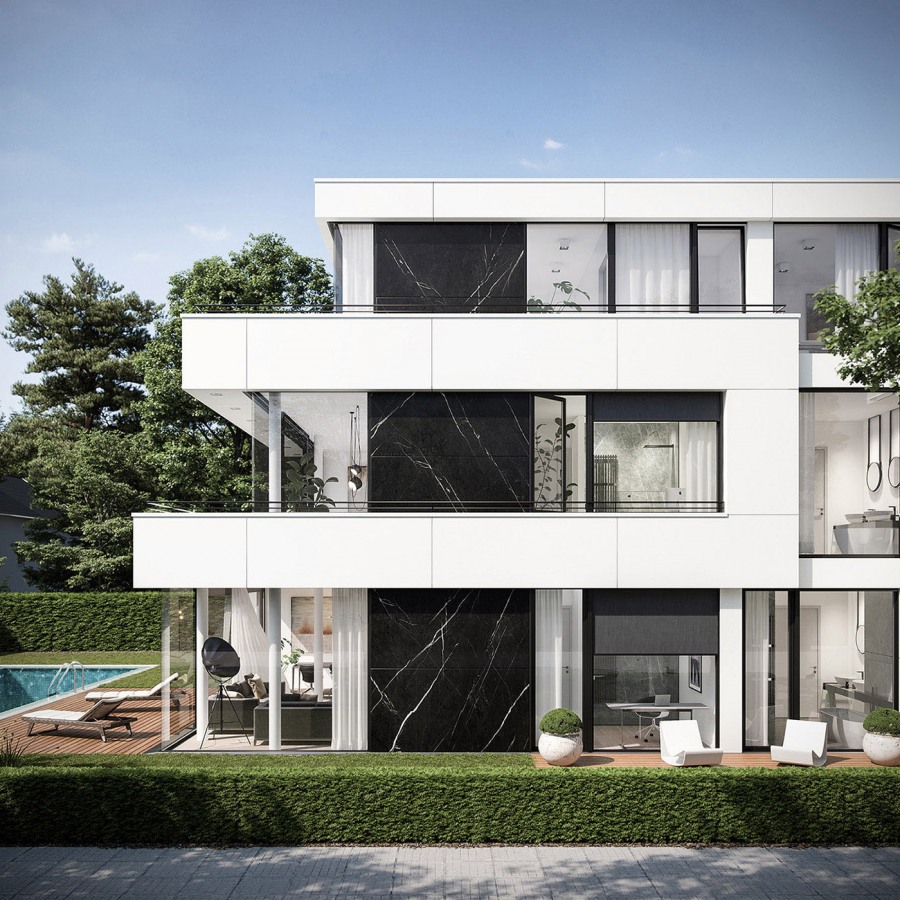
xmin=1 ymin=759 xmax=899 ymax=846
xmin=0 ymin=592 xmax=164 ymax=652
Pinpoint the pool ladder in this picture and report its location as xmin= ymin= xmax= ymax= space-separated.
xmin=47 ymin=660 xmax=85 ymax=697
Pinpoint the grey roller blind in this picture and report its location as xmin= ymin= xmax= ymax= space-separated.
xmin=592 ymin=589 xmax=718 ymax=655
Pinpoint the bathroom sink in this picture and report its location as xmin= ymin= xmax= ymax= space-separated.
xmin=845 ymin=513 xmax=866 ymax=524
xmin=865 ymin=510 xmax=895 ymax=521
xmin=834 ymin=675 xmax=863 ymax=688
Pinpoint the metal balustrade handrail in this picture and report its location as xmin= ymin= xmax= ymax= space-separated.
xmin=148 ymin=499 xmax=725 ymax=514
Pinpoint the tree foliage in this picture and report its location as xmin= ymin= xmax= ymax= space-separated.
xmin=3 ymin=259 xmax=159 ymax=431
xmin=815 ymin=249 xmax=900 ymax=393
xmin=137 ymin=233 xmax=333 ymax=502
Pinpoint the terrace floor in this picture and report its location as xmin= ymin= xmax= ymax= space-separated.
xmin=1 ymin=689 xmax=195 ymax=756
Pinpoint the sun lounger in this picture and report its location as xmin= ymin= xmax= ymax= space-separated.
xmin=22 ymin=697 xmax=134 ymax=742
xmin=770 ymin=719 xmax=828 ymax=766
xmin=84 ymin=672 xmax=179 ymax=703
xmin=659 ymin=720 xmax=723 ymax=767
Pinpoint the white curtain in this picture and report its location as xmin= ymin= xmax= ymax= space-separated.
xmin=228 ymin=588 xmax=269 ymax=681
xmin=332 ymin=588 xmax=368 ymax=750
xmin=340 ymin=224 xmax=374 ymax=310
xmin=616 ymin=224 xmax=690 ymax=310
xmin=799 ymin=392 xmax=816 ymax=555
xmin=535 ymin=589 xmax=564 ymax=741
xmin=678 ymin=422 xmax=716 ymax=510
xmin=835 ymin=224 xmax=878 ymax=302
xmin=745 ymin=590 xmax=772 ymax=746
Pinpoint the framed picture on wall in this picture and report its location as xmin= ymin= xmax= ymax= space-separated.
xmin=689 ymin=655 xmax=702 ymax=693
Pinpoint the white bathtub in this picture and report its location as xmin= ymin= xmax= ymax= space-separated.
xmin=820 ymin=707 xmax=866 ymax=748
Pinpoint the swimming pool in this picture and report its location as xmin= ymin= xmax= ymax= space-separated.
xmin=0 ymin=665 xmax=146 ymax=715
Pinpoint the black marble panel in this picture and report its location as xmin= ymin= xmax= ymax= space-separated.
xmin=369 ymin=589 xmax=532 ymax=752
xmin=369 ymin=393 xmax=531 ymax=511
xmin=375 ymin=224 xmax=525 ymax=313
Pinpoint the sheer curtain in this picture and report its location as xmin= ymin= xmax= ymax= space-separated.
xmin=678 ymin=422 xmax=716 ymax=509
xmin=616 ymin=224 xmax=690 ymax=310
xmin=340 ymin=224 xmax=374 ymax=310
xmin=799 ymin=392 xmax=816 ymax=555
xmin=835 ymin=224 xmax=878 ymax=302
xmin=228 ymin=588 xmax=270 ymax=681
xmin=535 ymin=589 xmax=564 ymax=741
xmin=745 ymin=590 xmax=772 ymax=746
xmin=332 ymin=588 xmax=368 ymax=750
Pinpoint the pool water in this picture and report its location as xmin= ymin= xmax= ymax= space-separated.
xmin=0 ymin=666 xmax=141 ymax=715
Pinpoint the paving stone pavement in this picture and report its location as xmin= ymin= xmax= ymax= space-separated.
xmin=1 ymin=845 xmax=899 ymax=899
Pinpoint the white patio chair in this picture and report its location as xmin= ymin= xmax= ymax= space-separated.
xmin=659 ymin=719 xmax=723 ymax=767
xmin=770 ymin=719 xmax=828 ymax=767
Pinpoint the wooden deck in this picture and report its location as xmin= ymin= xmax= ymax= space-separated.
xmin=1 ymin=689 xmax=195 ymax=756
xmin=532 ymin=751 xmax=876 ymax=768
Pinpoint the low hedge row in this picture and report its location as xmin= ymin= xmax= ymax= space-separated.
xmin=0 ymin=592 xmax=164 ymax=652
xmin=1 ymin=761 xmax=898 ymax=846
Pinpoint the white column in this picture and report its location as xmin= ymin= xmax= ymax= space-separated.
xmin=195 ymin=588 xmax=209 ymax=740
xmin=313 ymin=588 xmax=324 ymax=701
xmin=267 ymin=588 xmax=282 ymax=750
xmin=719 ymin=588 xmax=744 ymax=752
xmin=745 ymin=221 xmax=774 ymax=310
xmin=268 ymin=391 xmax=282 ymax=511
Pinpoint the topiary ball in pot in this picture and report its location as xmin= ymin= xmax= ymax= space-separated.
xmin=863 ymin=708 xmax=900 ymax=766
xmin=538 ymin=708 xmax=583 ymax=767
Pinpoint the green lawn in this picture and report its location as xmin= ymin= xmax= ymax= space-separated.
xmin=0 ymin=651 xmax=164 ymax=689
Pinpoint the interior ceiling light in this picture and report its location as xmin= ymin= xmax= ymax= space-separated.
xmin=551 ymin=263 xmax=562 ymax=273
xmin=210 ymin=392 xmax=223 ymax=397
xmin=776 ymin=261 xmax=791 ymax=274
xmin=558 ymin=238 xmax=570 ymax=251
xmin=801 ymin=238 xmax=816 ymax=250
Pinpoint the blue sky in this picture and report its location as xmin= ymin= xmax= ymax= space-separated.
xmin=1 ymin=0 xmax=899 ymax=413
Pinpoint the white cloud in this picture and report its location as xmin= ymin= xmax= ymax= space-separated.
xmin=40 ymin=232 xmax=78 ymax=253
xmin=132 ymin=251 xmax=160 ymax=262
xmin=187 ymin=224 xmax=230 ymax=241
xmin=656 ymin=145 xmax=695 ymax=162
xmin=544 ymin=138 xmax=564 ymax=151
xmin=519 ymin=158 xmax=542 ymax=170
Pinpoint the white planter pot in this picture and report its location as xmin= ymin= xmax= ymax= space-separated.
xmin=538 ymin=731 xmax=583 ymax=767
xmin=863 ymin=732 xmax=900 ymax=767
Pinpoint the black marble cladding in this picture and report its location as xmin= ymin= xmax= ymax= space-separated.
xmin=369 ymin=588 xmax=533 ymax=752
xmin=375 ymin=223 xmax=525 ymax=313
xmin=369 ymin=392 xmax=531 ymax=511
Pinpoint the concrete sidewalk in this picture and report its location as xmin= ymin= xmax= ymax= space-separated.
xmin=1 ymin=845 xmax=899 ymax=899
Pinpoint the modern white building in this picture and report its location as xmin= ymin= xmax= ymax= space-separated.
xmin=134 ymin=179 xmax=900 ymax=755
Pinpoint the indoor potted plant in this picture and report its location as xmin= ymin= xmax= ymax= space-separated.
xmin=538 ymin=707 xmax=583 ymax=766
xmin=862 ymin=708 xmax=900 ymax=766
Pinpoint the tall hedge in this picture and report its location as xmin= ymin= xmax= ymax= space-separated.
xmin=0 ymin=592 xmax=163 ymax=652
xmin=0 ymin=763 xmax=898 ymax=846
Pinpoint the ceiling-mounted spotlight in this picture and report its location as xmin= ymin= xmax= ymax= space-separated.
xmin=551 ymin=263 xmax=562 ymax=273
xmin=801 ymin=238 xmax=816 ymax=250
xmin=558 ymin=238 xmax=571 ymax=251
xmin=776 ymin=261 xmax=791 ymax=274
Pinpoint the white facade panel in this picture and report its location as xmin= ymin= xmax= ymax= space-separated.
xmin=247 ymin=516 xmax=432 ymax=588
xmin=245 ymin=316 xmax=432 ymax=390
xmin=744 ymin=221 xmax=774 ymax=308
xmin=133 ymin=515 xmax=247 ymax=588
xmin=718 ymin=588 xmax=744 ymax=752
xmin=725 ymin=390 xmax=799 ymax=515
xmin=433 ymin=181 xmax=605 ymax=221
xmin=431 ymin=317 xmax=617 ymax=390
xmin=799 ymin=351 xmax=851 ymax=389
xmin=605 ymin=181 xmax=772 ymax=221
xmin=617 ymin=515 xmax=798 ymax=588
xmin=315 ymin=181 xmax=433 ymax=221
xmin=181 ymin=317 xmax=247 ymax=390
xmin=617 ymin=318 xmax=798 ymax=390
xmin=431 ymin=516 xmax=617 ymax=588
xmin=773 ymin=181 xmax=900 ymax=221
xmin=799 ymin=557 xmax=900 ymax=590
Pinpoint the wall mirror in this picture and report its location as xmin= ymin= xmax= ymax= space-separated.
xmin=889 ymin=407 xmax=900 ymax=489
xmin=867 ymin=414 xmax=883 ymax=492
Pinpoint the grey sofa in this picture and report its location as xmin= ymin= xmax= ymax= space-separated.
xmin=208 ymin=680 xmax=289 ymax=734
xmin=253 ymin=699 xmax=332 ymax=745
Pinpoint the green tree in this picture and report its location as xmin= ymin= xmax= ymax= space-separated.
xmin=815 ymin=246 xmax=900 ymax=392
xmin=3 ymin=259 xmax=160 ymax=431
xmin=16 ymin=430 xmax=156 ymax=591
xmin=138 ymin=233 xmax=333 ymax=501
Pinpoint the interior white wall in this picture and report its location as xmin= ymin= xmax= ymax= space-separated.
xmin=677 ymin=655 xmax=716 ymax=747
xmin=744 ymin=222 xmax=774 ymax=307
xmin=526 ymin=224 xmax=608 ymax=307
xmin=719 ymin=588 xmax=743 ymax=752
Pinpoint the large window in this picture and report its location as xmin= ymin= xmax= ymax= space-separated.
xmin=800 ymin=391 xmax=899 ymax=556
xmin=591 ymin=393 xmax=722 ymax=512
xmin=745 ymin=590 xmax=897 ymax=750
xmin=775 ymin=224 xmax=900 ymax=347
